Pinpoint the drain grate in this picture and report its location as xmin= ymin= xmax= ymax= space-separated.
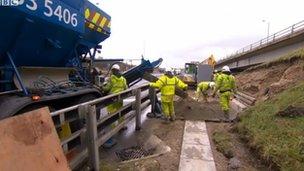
xmin=116 ymin=146 xmax=155 ymax=161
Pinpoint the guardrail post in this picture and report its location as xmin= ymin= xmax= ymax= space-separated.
xmin=291 ymin=24 xmax=295 ymax=34
xmin=58 ymin=113 xmax=68 ymax=152
xmin=86 ymin=105 xmax=100 ymax=171
xmin=134 ymin=88 xmax=142 ymax=130
xmin=78 ymin=105 xmax=88 ymax=150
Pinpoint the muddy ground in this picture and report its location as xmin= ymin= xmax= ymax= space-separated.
xmin=174 ymin=91 xmax=228 ymax=121
xmin=206 ymin=123 xmax=267 ymax=171
xmin=175 ymin=95 xmax=266 ymax=171
xmin=152 ymin=119 xmax=184 ymax=171
xmin=97 ymin=93 xmax=266 ymax=171
xmin=97 ymin=110 xmax=185 ymax=171
xmin=105 ymin=51 xmax=304 ymax=170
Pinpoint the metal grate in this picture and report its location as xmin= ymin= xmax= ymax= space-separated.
xmin=116 ymin=146 xmax=155 ymax=161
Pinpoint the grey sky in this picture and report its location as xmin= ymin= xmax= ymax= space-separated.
xmin=90 ymin=0 xmax=304 ymax=68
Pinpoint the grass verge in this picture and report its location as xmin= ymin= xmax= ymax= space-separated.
xmin=212 ymin=131 xmax=234 ymax=158
xmin=237 ymin=81 xmax=304 ymax=170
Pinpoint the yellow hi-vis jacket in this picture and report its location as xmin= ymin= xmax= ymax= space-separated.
xmin=214 ymin=73 xmax=221 ymax=82
xmin=103 ymin=75 xmax=128 ymax=94
xmin=215 ymin=73 xmax=236 ymax=93
xmin=196 ymin=82 xmax=210 ymax=94
xmin=150 ymin=75 xmax=188 ymax=102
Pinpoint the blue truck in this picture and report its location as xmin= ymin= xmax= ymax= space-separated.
xmin=0 ymin=0 xmax=162 ymax=119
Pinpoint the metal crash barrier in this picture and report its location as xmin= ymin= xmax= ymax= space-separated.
xmin=50 ymin=84 xmax=156 ymax=170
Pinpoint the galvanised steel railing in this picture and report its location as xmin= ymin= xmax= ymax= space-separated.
xmin=50 ymin=84 xmax=156 ymax=170
xmin=218 ymin=20 xmax=304 ymax=64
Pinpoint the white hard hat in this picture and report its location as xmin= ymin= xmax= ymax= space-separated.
xmin=209 ymin=82 xmax=216 ymax=88
xmin=112 ymin=64 xmax=120 ymax=71
xmin=222 ymin=65 xmax=230 ymax=72
xmin=165 ymin=68 xmax=172 ymax=72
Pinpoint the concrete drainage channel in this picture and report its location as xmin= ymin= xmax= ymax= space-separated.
xmin=116 ymin=135 xmax=171 ymax=164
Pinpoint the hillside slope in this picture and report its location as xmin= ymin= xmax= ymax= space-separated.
xmin=237 ymin=82 xmax=304 ymax=170
xmin=236 ymin=48 xmax=304 ymax=100
xmin=234 ymin=48 xmax=304 ymax=170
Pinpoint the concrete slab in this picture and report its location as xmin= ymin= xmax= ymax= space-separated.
xmin=182 ymin=133 xmax=210 ymax=146
xmin=179 ymin=121 xmax=216 ymax=171
xmin=180 ymin=144 xmax=214 ymax=161
xmin=184 ymin=121 xmax=207 ymax=133
xmin=179 ymin=159 xmax=217 ymax=171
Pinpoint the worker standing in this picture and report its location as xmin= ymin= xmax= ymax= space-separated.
xmin=103 ymin=64 xmax=128 ymax=114
xmin=212 ymin=66 xmax=236 ymax=120
xmin=150 ymin=69 xmax=188 ymax=122
xmin=213 ymin=70 xmax=221 ymax=82
xmin=102 ymin=64 xmax=128 ymax=147
xmin=195 ymin=82 xmax=215 ymax=102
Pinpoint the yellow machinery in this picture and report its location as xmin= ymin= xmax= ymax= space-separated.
xmin=179 ymin=63 xmax=198 ymax=86
xmin=202 ymin=54 xmax=216 ymax=68
xmin=179 ymin=54 xmax=216 ymax=86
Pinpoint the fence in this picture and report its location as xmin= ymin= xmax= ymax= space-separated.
xmin=50 ymin=84 xmax=156 ymax=170
xmin=218 ymin=20 xmax=304 ymax=64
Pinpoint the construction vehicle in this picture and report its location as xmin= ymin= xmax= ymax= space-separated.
xmin=202 ymin=54 xmax=216 ymax=68
xmin=0 ymin=1 xmax=162 ymax=119
xmin=179 ymin=59 xmax=214 ymax=86
xmin=180 ymin=62 xmax=198 ymax=86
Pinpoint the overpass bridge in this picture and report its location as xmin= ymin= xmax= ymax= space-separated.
xmin=215 ymin=20 xmax=304 ymax=71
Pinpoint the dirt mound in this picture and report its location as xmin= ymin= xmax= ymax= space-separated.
xmin=276 ymin=105 xmax=304 ymax=118
xmin=236 ymin=58 xmax=304 ymax=100
xmin=207 ymin=123 xmax=267 ymax=170
xmin=174 ymin=97 xmax=226 ymax=121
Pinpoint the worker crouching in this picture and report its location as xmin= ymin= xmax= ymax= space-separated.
xmin=212 ymin=66 xmax=236 ymax=120
xmin=150 ymin=69 xmax=188 ymax=122
xmin=195 ymin=81 xmax=215 ymax=102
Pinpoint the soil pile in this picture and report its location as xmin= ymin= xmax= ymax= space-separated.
xmin=236 ymin=49 xmax=304 ymax=100
xmin=174 ymin=97 xmax=226 ymax=121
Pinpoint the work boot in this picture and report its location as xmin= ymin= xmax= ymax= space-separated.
xmin=102 ymin=138 xmax=117 ymax=148
xmin=147 ymin=112 xmax=156 ymax=118
xmin=120 ymin=126 xmax=128 ymax=131
xmin=155 ymin=112 xmax=162 ymax=118
xmin=170 ymin=114 xmax=176 ymax=121
xmin=162 ymin=117 xmax=170 ymax=124
xmin=224 ymin=111 xmax=230 ymax=122
xmin=166 ymin=117 xmax=170 ymax=123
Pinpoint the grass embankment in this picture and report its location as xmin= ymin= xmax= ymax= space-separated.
xmin=237 ymin=82 xmax=304 ymax=170
xmin=212 ymin=131 xmax=234 ymax=158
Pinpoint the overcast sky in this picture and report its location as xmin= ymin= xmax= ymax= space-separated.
xmin=90 ymin=0 xmax=304 ymax=68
